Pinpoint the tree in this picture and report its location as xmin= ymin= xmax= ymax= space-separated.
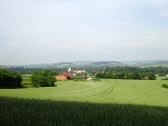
xmin=116 ymin=72 xmax=125 ymax=79
xmin=125 ymin=73 xmax=133 ymax=79
xmin=147 ymin=73 xmax=156 ymax=80
xmin=96 ymin=73 xmax=105 ymax=78
xmin=0 ymin=69 xmax=22 ymax=88
xmin=31 ymin=70 xmax=56 ymax=87
xmin=112 ymin=73 xmax=117 ymax=79
xmin=104 ymin=72 xmax=113 ymax=78
xmin=132 ymin=72 xmax=141 ymax=80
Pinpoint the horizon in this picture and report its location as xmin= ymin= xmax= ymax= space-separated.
xmin=1 ymin=0 xmax=168 ymax=65
xmin=1 ymin=59 xmax=168 ymax=66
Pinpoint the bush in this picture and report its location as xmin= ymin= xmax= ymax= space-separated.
xmin=162 ymin=84 xmax=168 ymax=89
xmin=73 ymin=76 xmax=86 ymax=81
xmin=96 ymin=73 xmax=105 ymax=78
xmin=0 ymin=69 xmax=22 ymax=88
xmin=92 ymin=78 xmax=101 ymax=81
xmin=31 ymin=71 xmax=56 ymax=87
xmin=147 ymin=73 xmax=156 ymax=80
xmin=162 ymin=78 xmax=168 ymax=80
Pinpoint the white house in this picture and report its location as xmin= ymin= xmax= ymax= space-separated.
xmin=87 ymin=77 xmax=92 ymax=81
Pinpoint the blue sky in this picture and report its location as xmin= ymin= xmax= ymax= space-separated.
xmin=0 ymin=0 xmax=168 ymax=65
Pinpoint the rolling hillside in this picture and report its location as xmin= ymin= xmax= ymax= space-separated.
xmin=0 ymin=80 xmax=168 ymax=107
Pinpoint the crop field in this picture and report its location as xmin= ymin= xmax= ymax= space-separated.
xmin=0 ymin=97 xmax=168 ymax=126
xmin=0 ymin=80 xmax=168 ymax=106
xmin=0 ymin=79 xmax=168 ymax=126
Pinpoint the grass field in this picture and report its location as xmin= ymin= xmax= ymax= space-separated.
xmin=0 ymin=80 xmax=168 ymax=106
xmin=0 ymin=79 xmax=168 ymax=126
xmin=21 ymin=74 xmax=32 ymax=87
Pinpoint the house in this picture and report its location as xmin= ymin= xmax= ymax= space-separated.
xmin=73 ymin=70 xmax=86 ymax=74
xmin=56 ymin=67 xmax=87 ymax=81
xmin=62 ymin=72 xmax=73 ymax=80
xmin=56 ymin=75 xmax=67 ymax=81
xmin=56 ymin=72 xmax=73 ymax=81
xmin=87 ymin=77 xmax=92 ymax=81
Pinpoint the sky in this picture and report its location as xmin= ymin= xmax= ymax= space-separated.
xmin=0 ymin=0 xmax=168 ymax=65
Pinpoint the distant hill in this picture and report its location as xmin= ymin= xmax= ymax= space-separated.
xmin=51 ymin=61 xmax=123 ymax=68
xmin=1 ymin=60 xmax=168 ymax=69
xmin=122 ymin=60 xmax=168 ymax=67
xmin=52 ymin=62 xmax=75 ymax=68
xmin=91 ymin=61 xmax=123 ymax=67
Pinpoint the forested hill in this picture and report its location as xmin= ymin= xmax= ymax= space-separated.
xmin=0 ymin=60 xmax=168 ymax=74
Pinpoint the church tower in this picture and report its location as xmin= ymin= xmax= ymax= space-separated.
xmin=68 ymin=67 xmax=72 ymax=73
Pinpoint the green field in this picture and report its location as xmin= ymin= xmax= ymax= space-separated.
xmin=0 ymin=79 xmax=168 ymax=126
xmin=0 ymin=97 xmax=168 ymax=126
xmin=21 ymin=74 xmax=32 ymax=87
xmin=0 ymin=79 xmax=168 ymax=106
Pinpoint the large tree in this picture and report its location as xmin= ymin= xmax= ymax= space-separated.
xmin=31 ymin=70 xmax=56 ymax=87
xmin=0 ymin=69 xmax=22 ymax=88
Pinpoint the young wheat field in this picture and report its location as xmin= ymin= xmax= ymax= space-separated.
xmin=0 ymin=80 xmax=168 ymax=106
xmin=0 ymin=79 xmax=168 ymax=126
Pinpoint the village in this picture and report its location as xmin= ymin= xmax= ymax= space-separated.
xmin=56 ymin=67 xmax=93 ymax=81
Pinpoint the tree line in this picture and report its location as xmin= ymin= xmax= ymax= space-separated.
xmin=0 ymin=69 xmax=56 ymax=88
xmin=96 ymin=67 xmax=157 ymax=80
xmin=1 ymin=66 xmax=167 ymax=88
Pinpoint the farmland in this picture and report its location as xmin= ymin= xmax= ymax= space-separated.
xmin=0 ymin=97 xmax=168 ymax=126
xmin=0 ymin=79 xmax=168 ymax=126
xmin=1 ymin=79 xmax=168 ymax=106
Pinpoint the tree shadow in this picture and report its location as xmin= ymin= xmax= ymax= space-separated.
xmin=0 ymin=97 xmax=168 ymax=126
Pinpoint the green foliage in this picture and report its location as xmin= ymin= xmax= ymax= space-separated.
xmin=0 ymin=97 xmax=168 ymax=126
xmin=73 ymin=75 xmax=86 ymax=81
xmin=0 ymin=69 xmax=22 ymax=88
xmin=31 ymin=70 xmax=56 ymax=87
xmin=161 ymin=77 xmax=168 ymax=80
xmin=131 ymin=72 xmax=141 ymax=80
xmin=96 ymin=68 xmax=156 ymax=80
xmin=162 ymin=84 xmax=168 ymax=89
xmin=147 ymin=73 xmax=156 ymax=80
xmin=92 ymin=77 xmax=101 ymax=81
xmin=96 ymin=73 xmax=105 ymax=78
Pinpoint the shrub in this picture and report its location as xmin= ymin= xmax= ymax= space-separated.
xmin=92 ymin=78 xmax=101 ymax=81
xmin=96 ymin=73 xmax=105 ymax=78
xmin=147 ymin=73 xmax=156 ymax=80
xmin=162 ymin=78 xmax=168 ymax=80
xmin=162 ymin=84 xmax=168 ymax=89
xmin=31 ymin=70 xmax=56 ymax=87
xmin=73 ymin=76 xmax=86 ymax=81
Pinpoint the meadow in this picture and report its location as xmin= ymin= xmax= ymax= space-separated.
xmin=0 ymin=79 xmax=168 ymax=126
xmin=21 ymin=74 xmax=32 ymax=87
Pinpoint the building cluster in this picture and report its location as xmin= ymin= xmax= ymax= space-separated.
xmin=56 ymin=67 xmax=89 ymax=81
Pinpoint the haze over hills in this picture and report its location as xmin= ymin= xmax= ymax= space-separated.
xmin=122 ymin=60 xmax=168 ymax=67
xmin=1 ymin=60 xmax=168 ymax=69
